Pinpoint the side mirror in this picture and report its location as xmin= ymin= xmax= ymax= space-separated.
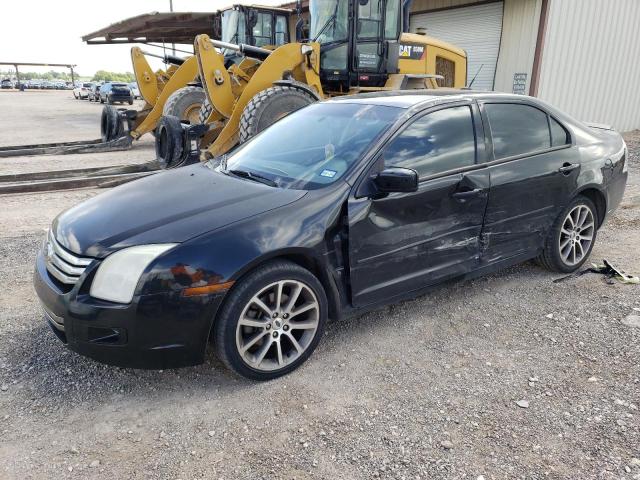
xmin=373 ymin=167 xmax=418 ymax=193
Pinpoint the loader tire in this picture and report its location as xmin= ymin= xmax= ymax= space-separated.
xmin=198 ymin=98 xmax=214 ymax=125
xmin=162 ymin=86 xmax=206 ymax=124
xmin=239 ymin=86 xmax=316 ymax=143
xmin=100 ymin=105 xmax=123 ymax=142
xmin=155 ymin=115 xmax=185 ymax=170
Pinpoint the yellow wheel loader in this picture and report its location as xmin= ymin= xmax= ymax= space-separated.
xmin=155 ymin=0 xmax=467 ymax=168
xmin=101 ymin=4 xmax=297 ymax=146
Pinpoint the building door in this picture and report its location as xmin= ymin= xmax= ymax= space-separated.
xmin=410 ymin=1 xmax=504 ymax=90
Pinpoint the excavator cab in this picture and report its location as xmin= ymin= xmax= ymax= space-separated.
xmin=311 ymin=0 xmax=402 ymax=91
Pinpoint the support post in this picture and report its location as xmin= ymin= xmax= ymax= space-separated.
xmin=14 ymin=64 xmax=20 ymax=87
xmin=70 ymin=66 xmax=76 ymax=85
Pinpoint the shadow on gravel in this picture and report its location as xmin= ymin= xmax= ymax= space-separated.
xmin=3 ymin=261 xmax=542 ymax=408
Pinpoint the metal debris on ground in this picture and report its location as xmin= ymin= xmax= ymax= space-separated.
xmin=553 ymin=259 xmax=640 ymax=284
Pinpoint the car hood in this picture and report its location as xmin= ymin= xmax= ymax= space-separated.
xmin=53 ymin=163 xmax=306 ymax=258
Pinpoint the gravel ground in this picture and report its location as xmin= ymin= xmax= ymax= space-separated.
xmin=0 ymin=91 xmax=639 ymax=479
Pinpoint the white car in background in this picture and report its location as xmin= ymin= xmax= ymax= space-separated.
xmin=128 ymin=82 xmax=140 ymax=99
xmin=73 ymin=82 xmax=93 ymax=99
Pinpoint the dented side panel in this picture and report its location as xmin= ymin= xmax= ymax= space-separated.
xmin=480 ymin=147 xmax=579 ymax=263
xmin=347 ymin=169 xmax=489 ymax=307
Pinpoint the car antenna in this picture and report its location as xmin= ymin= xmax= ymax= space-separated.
xmin=467 ymin=64 xmax=484 ymax=88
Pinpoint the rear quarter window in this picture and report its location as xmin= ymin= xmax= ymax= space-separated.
xmin=485 ymin=103 xmax=551 ymax=159
xmin=550 ymin=116 xmax=570 ymax=146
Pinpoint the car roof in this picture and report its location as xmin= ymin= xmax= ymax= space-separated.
xmin=327 ymin=89 xmax=531 ymax=109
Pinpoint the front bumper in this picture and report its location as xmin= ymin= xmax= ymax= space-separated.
xmin=33 ymin=251 xmax=225 ymax=369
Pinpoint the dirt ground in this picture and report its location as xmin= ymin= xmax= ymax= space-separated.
xmin=0 ymin=90 xmax=639 ymax=480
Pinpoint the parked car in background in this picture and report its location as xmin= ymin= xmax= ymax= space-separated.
xmin=1 ymin=79 xmax=12 ymax=89
xmin=33 ymin=91 xmax=628 ymax=380
xmin=88 ymin=83 xmax=102 ymax=102
xmin=42 ymin=80 xmax=54 ymax=89
xmin=28 ymin=79 xmax=42 ymax=89
xmin=99 ymin=82 xmax=133 ymax=105
xmin=73 ymin=82 xmax=93 ymax=99
xmin=128 ymin=82 xmax=140 ymax=99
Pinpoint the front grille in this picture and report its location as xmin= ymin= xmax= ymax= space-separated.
xmin=44 ymin=231 xmax=93 ymax=285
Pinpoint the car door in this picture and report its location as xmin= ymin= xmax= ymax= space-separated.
xmin=347 ymin=102 xmax=490 ymax=307
xmin=479 ymin=101 xmax=576 ymax=263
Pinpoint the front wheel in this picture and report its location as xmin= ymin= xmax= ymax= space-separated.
xmin=212 ymin=261 xmax=327 ymax=380
xmin=538 ymin=195 xmax=598 ymax=273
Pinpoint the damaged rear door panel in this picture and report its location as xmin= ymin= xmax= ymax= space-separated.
xmin=478 ymin=101 xmax=579 ymax=263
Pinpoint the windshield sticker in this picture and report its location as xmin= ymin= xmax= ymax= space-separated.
xmin=320 ymin=169 xmax=337 ymax=178
xmin=324 ymin=143 xmax=335 ymax=160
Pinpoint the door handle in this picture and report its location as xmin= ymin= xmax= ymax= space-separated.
xmin=558 ymin=163 xmax=580 ymax=175
xmin=452 ymin=188 xmax=482 ymax=200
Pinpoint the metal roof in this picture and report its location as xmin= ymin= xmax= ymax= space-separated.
xmin=82 ymin=12 xmax=217 ymax=45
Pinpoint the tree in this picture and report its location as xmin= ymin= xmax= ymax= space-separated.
xmin=92 ymin=70 xmax=136 ymax=82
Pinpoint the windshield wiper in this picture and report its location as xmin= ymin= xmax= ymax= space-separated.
xmin=227 ymin=169 xmax=277 ymax=187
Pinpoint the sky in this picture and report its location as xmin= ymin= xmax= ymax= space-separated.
xmin=0 ymin=0 xmax=284 ymax=77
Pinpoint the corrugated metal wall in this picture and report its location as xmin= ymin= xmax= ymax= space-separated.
xmin=538 ymin=0 xmax=640 ymax=131
xmin=493 ymin=0 xmax=541 ymax=94
xmin=411 ymin=0 xmax=485 ymax=13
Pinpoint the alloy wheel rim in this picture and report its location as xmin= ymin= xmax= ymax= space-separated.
xmin=559 ymin=205 xmax=595 ymax=266
xmin=236 ymin=280 xmax=319 ymax=371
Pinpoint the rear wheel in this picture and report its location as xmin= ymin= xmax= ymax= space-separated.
xmin=538 ymin=195 xmax=598 ymax=273
xmin=239 ymin=86 xmax=316 ymax=143
xmin=162 ymin=86 xmax=206 ymax=124
xmin=213 ymin=260 xmax=327 ymax=380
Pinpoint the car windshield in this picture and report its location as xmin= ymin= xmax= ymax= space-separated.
xmin=310 ymin=0 xmax=349 ymax=43
xmin=214 ymin=102 xmax=401 ymax=190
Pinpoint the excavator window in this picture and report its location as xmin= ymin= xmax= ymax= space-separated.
xmin=384 ymin=0 xmax=401 ymax=39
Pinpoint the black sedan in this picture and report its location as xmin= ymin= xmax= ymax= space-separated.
xmin=34 ymin=91 xmax=628 ymax=380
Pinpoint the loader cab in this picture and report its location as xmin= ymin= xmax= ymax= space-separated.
xmin=310 ymin=0 xmax=402 ymax=91
xmin=217 ymin=5 xmax=291 ymax=58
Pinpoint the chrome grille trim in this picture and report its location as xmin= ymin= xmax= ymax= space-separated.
xmin=45 ymin=231 xmax=94 ymax=285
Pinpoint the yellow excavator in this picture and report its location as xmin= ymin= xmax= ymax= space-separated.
xmin=154 ymin=0 xmax=467 ymax=168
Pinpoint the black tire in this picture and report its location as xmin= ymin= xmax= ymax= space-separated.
xmin=155 ymin=115 xmax=185 ymax=169
xmin=198 ymin=97 xmax=213 ymax=124
xmin=128 ymin=98 xmax=134 ymax=105
xmin=100 ymin=105 xmax=123 ymax=142
xmin=162 ymin=86 xmax=206 ymax=123
xmin=213 ymin=260 xmax=327 ymax=380
xmin=239 ymin=86 xmax=316 ymax=143
xmin=537 ymin=195 xmax=599 ymax=273
xmin=100 ymin=96 xmax=105 ymax=104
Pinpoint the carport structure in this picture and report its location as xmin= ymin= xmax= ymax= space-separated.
xmin=81 ymin=11 xmax=218 ymax=46
xmin=0 ymin=62 xmax=77 ymax=86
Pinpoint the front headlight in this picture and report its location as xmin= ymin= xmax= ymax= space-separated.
xmin=90 ymin=244 xmax=177 ymax=304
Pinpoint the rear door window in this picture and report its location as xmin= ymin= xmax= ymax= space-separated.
xmin=383 ymin=105 xmax=476 ymax=177
xmin=485 ymin=103 xmax=551 ymax=159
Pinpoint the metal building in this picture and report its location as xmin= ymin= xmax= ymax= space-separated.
xmin=408 ymin=0 xmax=640 ymax=131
